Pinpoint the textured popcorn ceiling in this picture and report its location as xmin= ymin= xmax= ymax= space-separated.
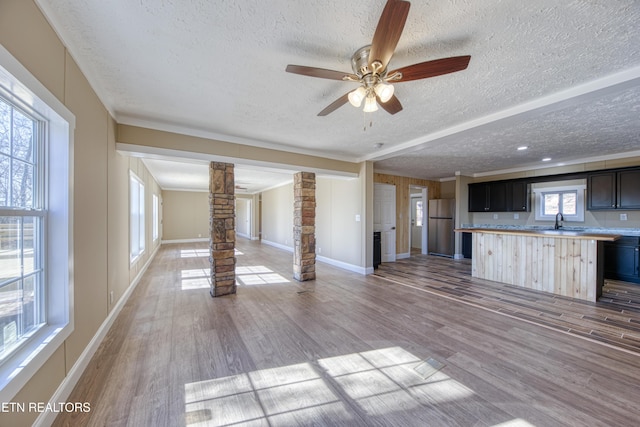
xmin=36 ymin=0 xmax=640 ymax=186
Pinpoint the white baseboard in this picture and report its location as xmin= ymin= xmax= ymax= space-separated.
xmin=34 ymin=244 xmax=161 ymax=427
xmin=454 ymin=253 xmax=465 ymax=260
xmin=397 ymin=252 xmax=410 ymax=259
xmin=316 ymin=255 xmax=368 ymax=275
xmin=261 ymin=240 xmax=369 ymax=275
xmin=261 ymin=239 xmax=293 ymax=252
xmin=161 ymin=238 xmax=208 ymax=244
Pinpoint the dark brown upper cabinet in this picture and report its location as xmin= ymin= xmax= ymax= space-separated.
xmin=468 ymin=181 xmax=508 ymax=212
xmin=588 ymin=168 xmax=640 ymax=210
xmin=469 ymin=181 xmax=529 ymax=212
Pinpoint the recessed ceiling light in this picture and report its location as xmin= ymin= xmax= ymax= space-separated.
xmin=542 ymin=157 xmax=552 ymax=162
xmin=517 ymin=146 xmax=528 ymax=151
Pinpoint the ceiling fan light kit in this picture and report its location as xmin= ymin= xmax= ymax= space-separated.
xmin=285 ymin=0 xmax=471 ymax=117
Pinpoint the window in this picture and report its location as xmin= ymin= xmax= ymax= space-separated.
xmin=415 ymin=200 xmax=423 ymax=227
xmin=534 ymin=184 xmax=585 ymax=222
xmin=0 ymin=96 xmax=45 ymax=363
xmin=130 ymin=172 xmax=145 ymax=261
xmin=0 ymin=45 xmax=74 ymax=402
xmin=152 ymin=193 xmax=159 ymax=242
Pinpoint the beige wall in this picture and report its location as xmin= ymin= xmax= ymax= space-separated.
xmin=0 ymin=1 xmax=160 ymax=424
xmin=261 ymin=183 xmax=294 ymax=247
xmin=162 ymin=190 xmax=209 ymax=241
xmin=316 ymin=177 xmax=363 ymax=267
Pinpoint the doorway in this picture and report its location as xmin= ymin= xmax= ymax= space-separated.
xmin=374 ymin=183 xmax=396 ymax=263
xmin=409 ymin=186 xmax=428 ymax=256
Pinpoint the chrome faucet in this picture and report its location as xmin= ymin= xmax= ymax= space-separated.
xmin=554 ymin=212 xmax=564 ymax=230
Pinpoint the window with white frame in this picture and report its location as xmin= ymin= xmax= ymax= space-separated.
xmin=0 ymin=94 xmax=45 ymax=363
xmin=0 ymin=46 xmax=73 ymax=402
xmin=534 ymin=184 xmax=586 ymax=222
xmin=152 ymin=193 xmax=159 ymax=242
xmin=130 ymin=172 xmax=145 ymax=261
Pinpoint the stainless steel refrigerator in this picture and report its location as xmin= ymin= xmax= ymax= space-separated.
xmin=428 ymin=199 xmax=455 ymax=257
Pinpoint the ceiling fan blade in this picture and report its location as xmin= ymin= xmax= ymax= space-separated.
xmin=369 ymin=0 xmax=410 ymax=71
xmin=286 ymin=64 xmax=356 ymax=81
xmin=318 ymin=93 xmax=350 ymax=116
xmin=391 ymin=55 xmax=471 ymax=82
xmin=377 ymin=94 xmax=403 ymax=115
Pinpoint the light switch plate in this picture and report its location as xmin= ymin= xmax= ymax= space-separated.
xmin=355 ymin=214 xmax=361 ymax=222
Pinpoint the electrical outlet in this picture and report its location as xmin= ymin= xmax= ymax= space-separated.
xmin=109 ymin=291 xmax=114 ymax=305
xmin=493 ymin=213 xmax=499 ymax=220
xmin=620 ymin=213 xmax=628 ymax=221
xmin=318 ymin=247 xmax=322 ymax=254
xmin=355 ymin=214 xmax=361 ymax=222
xmin=513 ymin=213 xmax=519 ymax=220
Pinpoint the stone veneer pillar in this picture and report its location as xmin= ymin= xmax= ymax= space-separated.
xmin=209 ymin=162 xmax=236 ymax=297
xmin=293 ymin=172 xmax=316 ymax=281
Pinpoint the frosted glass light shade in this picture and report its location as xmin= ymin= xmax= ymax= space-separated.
xmin=348 ymin=86 xmax=367 ymax=107
xmin=363 ymin=95 xmax=378 ymax=112
xmin=374 ymin=82 xmax=394 ymax=103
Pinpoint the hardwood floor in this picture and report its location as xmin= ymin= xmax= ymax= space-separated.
xmin=375 ymin=255 xmax=640 ymax=354
xmin=54 ymin=240 xmax=640 ymax=426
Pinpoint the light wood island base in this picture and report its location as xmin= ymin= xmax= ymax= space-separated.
xmin=458 ymin=229 xmax=620 ymax=302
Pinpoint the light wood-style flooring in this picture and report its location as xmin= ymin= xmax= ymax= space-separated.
xmin=54 ymin=240 xmax=640 ymax=426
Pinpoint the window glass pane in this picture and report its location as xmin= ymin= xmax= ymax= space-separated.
xmin=0 ymin=99 xmax=9 ymax=155
xmin=152 ymin=194 xmax=159 ymax=240
xmin=1 ymin=281 xmax=21 ymax=356
xmin=562 ymin=192 xmax=577 ymax=215
xmin=0 ymin=153 xmax=8 ymax=206
xmin=12 ymin=108 xmax=34 ymax=163
xmin=23 ymin=216 xmax=38 ymax=275
xmin=543 ymin=193 xmax=559 ymax=215
xmin=22 ymin=274 xmax=39 ymax=334
xmin=415 ymin=200 xmax=423 ymax=227
xmin=0 ymin=217 xmax=21 ymax=284
xmin=139 ymin=184 xmax=145 ymax=252
xmin=130 ymin=177 xmax=139 ymax=258
xmin=11 ymin=159 xmax=33 ymax=208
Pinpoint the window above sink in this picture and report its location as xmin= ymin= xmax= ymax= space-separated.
xmin=533 ymin=182 xmax=586 ymax=223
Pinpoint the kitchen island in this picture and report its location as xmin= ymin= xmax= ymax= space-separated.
xmin=457 ymin=228 xmax=621 ymax=302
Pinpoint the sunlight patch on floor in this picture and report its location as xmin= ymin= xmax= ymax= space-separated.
xmin=180 ymin=268 xmax=210 ymax=290
xmin=236 ymin=265 xmax=289 ymax=286
xmin=184 ymin=362 xmax=351 ymax=426
xmin=184 ymin=347 xmax=479 ymax=426
xmin=180 ymin=249 xmax=210 ymax=258
xmin=492 ymin=419 xmax=537 ymax=427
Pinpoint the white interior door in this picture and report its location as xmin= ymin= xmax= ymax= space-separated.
xmin=374 ymin=183 xmax=396 ymax=263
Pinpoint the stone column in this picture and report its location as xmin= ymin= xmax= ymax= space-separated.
xmin=293 ymin=172 xmax=316 ymax=281
xmin=209 ymin=162 xmax=236 ymax=297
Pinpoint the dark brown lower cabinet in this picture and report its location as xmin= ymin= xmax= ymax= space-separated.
xmin=604 ymin=236 xmax=640 ymax=284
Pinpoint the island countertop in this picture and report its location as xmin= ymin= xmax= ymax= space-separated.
xmin=455 ymin=227 xmax=621 ymax=241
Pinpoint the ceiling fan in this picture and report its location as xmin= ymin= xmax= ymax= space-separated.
xmin=286 ymin=0 xmax=471 ymax=116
